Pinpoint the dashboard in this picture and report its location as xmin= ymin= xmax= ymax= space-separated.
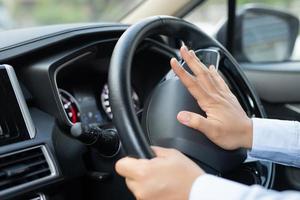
xmin=0 ymin=23 xmax=273 ymax=200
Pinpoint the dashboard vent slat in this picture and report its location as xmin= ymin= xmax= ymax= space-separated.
xmin=0 ymin=151 xmax=44 ymax=169
xmin=0 ymin=146 xmax=56 ymax=191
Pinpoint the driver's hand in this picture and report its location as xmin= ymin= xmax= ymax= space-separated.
xmin=171 ymin=46 xmax=253 ymax=150
xmin=115 ymin=146 xmax=204 ymax=200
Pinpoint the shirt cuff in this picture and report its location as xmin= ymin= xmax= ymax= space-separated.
xmin=189 ymin=174 xmax=249 ymax=200
xmin=248 ymin=118 xmax=300 ymax=166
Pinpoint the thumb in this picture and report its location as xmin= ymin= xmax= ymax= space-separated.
xmin=177 ymin=111 xmax=212 ymax=135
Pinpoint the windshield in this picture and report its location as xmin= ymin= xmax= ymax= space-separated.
xmin=0 ymin=0 xmax=143 ymax=30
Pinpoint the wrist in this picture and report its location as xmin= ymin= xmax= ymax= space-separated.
xmin=243 ymin=118 xmax=253 ymax=149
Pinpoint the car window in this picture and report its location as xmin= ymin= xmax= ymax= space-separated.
xmin=186 ymin=0 xmax=300 ymax=62
xmin=184 ymin=0 xmax=227 ymax=35
xmin=0 ymin=0 xmax=143 ymax=30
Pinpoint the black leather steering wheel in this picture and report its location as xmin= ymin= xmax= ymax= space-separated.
xmin=108 ymin=16 xmax=263 ymax=173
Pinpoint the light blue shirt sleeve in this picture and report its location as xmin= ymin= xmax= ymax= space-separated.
xmin=248 ymin=118 xmax=300 ymax=167
xmin=189 ymin=118 xmax=300 ymax=200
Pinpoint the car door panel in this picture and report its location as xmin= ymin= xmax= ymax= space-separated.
xmin=242 ymin=62 xmax=300 ymax=102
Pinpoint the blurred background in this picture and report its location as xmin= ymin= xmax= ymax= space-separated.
xmin=185 ymin=0 xmax=300 ymax=34
xmin=1 ymin=0 xmax=300 ymax=31
xmin=0 ymin=0 xmax=142 ymax=30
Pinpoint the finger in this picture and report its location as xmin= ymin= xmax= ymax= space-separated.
xmin=170 ymin=58 xmax=210 ymax=102
xmin=115 ymin=157 xmax=146 ymax=179
xmin=125 ymin=178 xmax=143 ymax=200
xmin=181 ymin=47 xmax=219 ymax=93
xmin=209 ymin=65 xmax=231 ymax=92
xmin=177 ymin=111 xmax=213 ymax=135
xmin=185 ymin=47 xmax=216 ymax=72
xmin=151 ymin=146 xmax=174 ymax=157
xmin=209 ymin=65 xmax=216 ymax=71
xmin=180 ymin=46 xmax=208 ymax=75
xmin=207 ymin=65 xmax=225 ymax=91
xmin=125 ymin=178 xmax=136 ymax=193
xmin=190 ymin=50 xmax=200 ymax=62
xmin=190 ymin=50 xmax=208 ymax=69
xmin=170 ymin=57 xmax=195 ymax=88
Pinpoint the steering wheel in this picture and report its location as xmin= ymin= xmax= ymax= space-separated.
xmin=109 ymin=16 xmax=262 ymax=173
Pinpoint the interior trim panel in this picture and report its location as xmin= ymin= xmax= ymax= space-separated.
xmin=242 ymin=62 xmax=300 ymax=102
xmin=2 ymin=64 xmax=36 ymax=139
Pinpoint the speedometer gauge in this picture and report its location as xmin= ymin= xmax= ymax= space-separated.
xmin=101 ymin=84 xmax=141 ymax=120
xmin=59 ymin=89 xmax=80 ymax=124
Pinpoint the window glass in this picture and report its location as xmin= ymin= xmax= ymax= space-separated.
xmin=184 ymin=0 xmax=227 ymax=35
xmin=186 ymin=0 xmax=300 ymax=61
xmin=0 ymin=0 xmax=143 ymax=30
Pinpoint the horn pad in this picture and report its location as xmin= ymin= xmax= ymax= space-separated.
xmin=143 ymin=75 xmax=247 ymax=173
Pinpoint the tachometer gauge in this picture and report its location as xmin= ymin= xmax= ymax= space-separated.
xmin=59 ymin=89 xmax=80 ymax=124
xmin=101 ymin=84 xmax=141 ymax=120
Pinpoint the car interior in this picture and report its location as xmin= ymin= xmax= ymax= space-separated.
xmin=0 ymin=0 xmax=300 ymax=199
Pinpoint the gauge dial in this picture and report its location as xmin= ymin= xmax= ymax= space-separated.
xmin=59 ymin=89 xmax=80 ymax=124
xmin=101 ymin=84 xmax=141 ymax=120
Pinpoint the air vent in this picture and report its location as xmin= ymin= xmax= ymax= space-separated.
xmin=29 ymin=193 xmax=47 ymax=200
xmin=0 ymin=146 xmax=56 ymax=191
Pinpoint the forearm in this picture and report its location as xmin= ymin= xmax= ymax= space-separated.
xmin=249 ymin=118 xmax=300 ymax=167
xmin=190 ymin=174 xmax=300 ymax=200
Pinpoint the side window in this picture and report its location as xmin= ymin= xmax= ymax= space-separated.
xmin=185 ymin=0 xmax=300 ymax=63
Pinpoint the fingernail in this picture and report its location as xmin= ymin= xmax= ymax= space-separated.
xmin=178 ymin=112 xmax=190 ymax=124
xmin=209 ymin=65 xmax=215 ymax=70
xmin=189 ymin=50 xmax=194 ymax=56
xmin=171 ymin=57 xmax=180 ymax=66
xmin=182 ymin=45 xmax=188 ymax=52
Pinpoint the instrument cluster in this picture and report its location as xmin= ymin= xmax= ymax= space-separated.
xmin=58 ymin=83 xmax=141 ymax=126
